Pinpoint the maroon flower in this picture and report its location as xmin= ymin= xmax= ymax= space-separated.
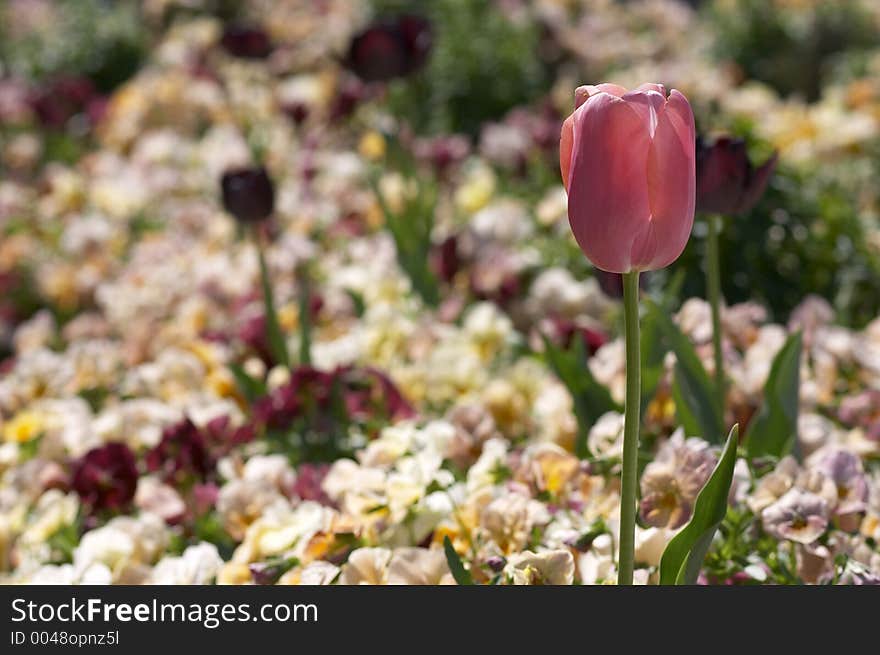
xmin=292 ymin=463 xmax=333 ymax=506
xmin=29 ymin=75 xmax=96 ymax=129
xmin=71 ymin=443 xmax=138 ymax=511
xmin=548 ymin=316 xmax=608 ymax=356
xmin=220 ymin=25 xmax=273 ymax=59
xmin=413 ymin=135 xmax=471 ymax=178
xmin=346 ymin=14 xmax=432 ymax=82
xmin=220 ymin=167 xmax=275 ymax=224
xmin=695 ymin=136 xmax=778 ymax=215
xmin=146 ymin=419 xmax=214 ymax=484
xmin=431 ymin=235 xmax=462 ymax=283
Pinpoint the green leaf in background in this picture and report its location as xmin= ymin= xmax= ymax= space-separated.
xmin=651 ymin=301 xmax=724 ymax=443
xmin=256 ymin=241 xmax=290 ymax=369
xmin=229 ymin=363 xmax=268 ymax=404
xmin=443 ymin=536 xmax=473 ymax=585
xmin=641 ymin=270 xmax=685 ymax=413
xmin=369 ymin=166 xmax=440 ymax=307
xmin=542 ymin=334 xmax=620 ymax=458
xmin=297 ymin=268 xmax=313 ymax=366
xmin=745 ymin=331 xmax=803 ymax=460
xmin=659 ymin=424 xmax=739 ymax=585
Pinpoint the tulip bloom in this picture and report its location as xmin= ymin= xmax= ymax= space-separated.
xmin=560 ymin=83 xmax=696 ymax=273
xmin=221 ymin=167 xmax=275 ymax=224
xmin=696 ymin=136 xmax=778 ymax=216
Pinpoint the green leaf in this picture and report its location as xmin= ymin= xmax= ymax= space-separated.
xmin=745 ymin=331 xmax=803 ymax=460
xmin=640 ymin=272 xmax=684 ymax=413
xmin=256 ymin=241 xmax=290 ymax=369
xmin=542 ymin=334 xmax=619 ymax=457
xmin=651 ymin=301 xmax=723 ymax=443
xmin=443 ymin=536 xmax=473 ymax=585
xmin=659 ymin=424 xmax=739 ymax=585
xmin=297 ymin=270 xmax=312 ymax=366
xmin=229 ymin=363 xmax=268 ymax=404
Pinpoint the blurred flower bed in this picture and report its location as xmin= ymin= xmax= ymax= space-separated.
xmin=0 ymin=0 xmax=878 ymax=585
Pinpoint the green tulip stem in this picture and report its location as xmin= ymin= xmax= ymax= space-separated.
xmin=706 ymin=214 xmax=725 ymax=418
xmin=618 ymin=270 xmax=641 ymax=586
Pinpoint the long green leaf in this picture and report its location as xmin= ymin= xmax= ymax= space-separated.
xmin=745 ymin=331 xmax=803 ymax=460
xmin=641 ymin=271 xmax=685 ymax=413
xmin=229 ymin=363 xmax=268 ymax=404
xmin=443 ymin=536 xmax=473 ymax=585
xmin=256 ymin=241 xmax=290 ymax=368
xmin=542 ymin=334 xmax=619 ymax=457
xmin=297 ymin=270 xmax=312 ymax=366
xmin=651 ymin=303 xmax=723 ymax=443
xmin=659 ymin=424 xmax=739 ymax=585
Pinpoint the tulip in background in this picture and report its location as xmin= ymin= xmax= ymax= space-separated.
xmin=560 ymin=83 xmax=696 ymax=584
xmin=220 ymin=166 xmax=291 ymax=369
xmin=695 ymin=136 xmax=778 ymax=418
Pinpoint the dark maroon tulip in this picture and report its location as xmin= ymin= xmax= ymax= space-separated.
xmin=71 ymin=442 xmax=138 ymax=511
xmin=221 ymin=167 xmax=275 ymax=223
xmin=695 ymin=136 xmax=778 ymax=215
xmin=346 ymin=14 xmax=432 ymax=82
xmin=220 ymin=25 xmax=273 ymax=59
xmin=146 ymin=419 xmax=214 ymax=483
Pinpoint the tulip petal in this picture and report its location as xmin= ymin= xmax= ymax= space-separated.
xmin=581 ymin=83 xmax=628 ymax=101
xmin=636 ymin=92 xmax=696 ymax=270
xmin=560 ymin=113 xmax=574 ymax=190
xmin=567 ymin=92 xmax=654 ymax=273
xmin=739 ymin=151 xmax=778 ymax=214
xmin=637 ymin=82 xmax=666 ymax=96
xmin=622 ymin=89 xmax=666 ymax=137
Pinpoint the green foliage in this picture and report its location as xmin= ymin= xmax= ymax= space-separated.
xmin=0 ymin=0 xmax=146 ymax=92
xmin=256 ymin=240 xmax=290 ymax=369
xmin=745 ymin=332 xmax=803 ymax=460
xmin=369 ymin=168 xmax=440 ymax=307
xmin=671 ymin=160 xmax=880 ymax=328
xmin=647 ymin=300 xmax=724 ymax=444
xmin=707 ymin=0 xmax=878 ymax=101
xmin=443 ymin=536 xmax=474 ymax=585
xmin=541 ymin=334 xmax=620 ymax=458
xmin=659 ymin=425 xmax=739 ymax=585
xmin=374 ymin=0 xmax=553 ymax=136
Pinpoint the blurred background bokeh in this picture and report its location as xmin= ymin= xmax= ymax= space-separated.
xmin=2 ymin=0 xmax=880 ymax=332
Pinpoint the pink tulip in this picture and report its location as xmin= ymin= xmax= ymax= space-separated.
xmin=560 ymin=83 xmax=696 ymax=273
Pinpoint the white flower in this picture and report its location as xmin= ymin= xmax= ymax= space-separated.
xmin=339 ymin=547 xmax=392 ymax=585
xmin=505 ymin=549 xmax=575 ymax=585
xmin=387 ymin=548 xmax=454 ymax=585
xmin=149 ymin=543 xmax=223 ymax=585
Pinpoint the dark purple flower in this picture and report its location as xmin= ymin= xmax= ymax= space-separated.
xmin=547 ymin=317 xmax=608 ymax=356
xmin=71 ymin=442 xmax=138 ymax=511
xmin=431 ymin=235 xmax=462 ymax=283
xmin=292 ymin=463 xmax=333 ymax=506
xmin=220 ymin=25 xmax=273 ymax=59
xmin=29 ymin=76 xmax=96 ymax=129
xmin=220 ymin=167 xmax=275 ymax=224
xmin=346 ymin=14 xmax=432 ymax=82
xmin=695 ymin=136 xmax=778 ymax=215
xmin=413 ymin=134 xmax=471 ymax=178
xmin=146 ymin=419 xmax=214 ymax=483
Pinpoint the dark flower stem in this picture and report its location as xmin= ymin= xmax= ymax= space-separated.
xmin=254 ymin=228 xmax=290 ymax=369
xmin=618 ymin=270 xmax=641 ymax=586
xmin=705 ymin=214 xmax=725 ymax=418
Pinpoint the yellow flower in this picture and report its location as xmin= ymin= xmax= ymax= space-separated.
xmin=359 ymin=131 xmax=387 ymax=162
xmin=3 ymin=411 xmax=44 ymax=444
